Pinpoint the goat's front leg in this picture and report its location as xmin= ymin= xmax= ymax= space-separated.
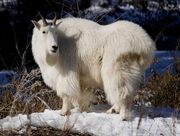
xmin=59 ymin=95 xmax=72 ymax=116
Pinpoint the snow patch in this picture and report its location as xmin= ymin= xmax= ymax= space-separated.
xmin=0 ymin=105 xmax=180 ymax=136
xmin=0 ymin=70 xmax=17 ymax=85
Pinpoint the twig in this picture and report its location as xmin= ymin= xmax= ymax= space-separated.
xmin=96 ymin=10 xmax=111 ymax=23
xmin=137 ymin=97 xmax=144 ymax=129
xmin=60 ymin=0 xmax=64 ymax=18
xmin=0 ymin=52 xmax=9 ymax=70
xmin=21 ymin=42 xmax=31 ymax=69
xmin=12 ymin=23 xmax=22 ymax=61
xmin=75 ymin=0 xmax=81 ymax=17
xmin=52 ymin=0 xmax=80 ymax=15
xmin=35 ymin=96 xmax=51 ymax=110
xmin=26 ymin=101 xmax=32 ymax=136
xmin=155 ymin=23 xmax=169 ymax=42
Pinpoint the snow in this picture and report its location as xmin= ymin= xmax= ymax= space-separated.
xmin=85 ymin=5 xmax=112 ymax=21
xmin=0 ymin=70 xmax=17 ymax=95
xmin=145 ymin=51 xmax=180 ymax=81
xmin=86 ymin=5 xmax=111 ymax=14
xmin=0 ymin=70 xmax=17 ymax=85
xmin=0 ymin=0 xmax=17 ymax=8
xmin=119 ymin=4 xmax=135 ymax=10
xmin=147 ymin=1 xmax=160 ymax=11
xmin=0 ymin=105 xmax=180 ymax=136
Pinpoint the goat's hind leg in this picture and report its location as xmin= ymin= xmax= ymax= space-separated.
xmin=117 ymin=87 xmax=133 ymax=121
xmin=102 ymin=65 xmax=135 ymax=120
xmin=101 ymin=68 xmax=122 ymax=114
xmin=104 ymin=77 xmax=133 ymax=120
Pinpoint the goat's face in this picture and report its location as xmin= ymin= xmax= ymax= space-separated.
xmin=40 ymin=25 xmax=59 ymax=55
xmin=32 ymin=13 xmax=61 ymax=56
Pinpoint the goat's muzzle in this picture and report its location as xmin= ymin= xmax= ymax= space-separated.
xmin=51 ymin=45 xmax=58 ymax=53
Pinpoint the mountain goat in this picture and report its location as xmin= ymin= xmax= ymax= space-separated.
xmin=31 ymin=14 xmax=156 ymax=120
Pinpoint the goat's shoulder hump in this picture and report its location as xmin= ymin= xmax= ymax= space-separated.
xmin=61 ymin=17 xmax=99 ymax=26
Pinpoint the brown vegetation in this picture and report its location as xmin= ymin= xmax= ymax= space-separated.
xmin=0 ymin=127 xmax=92 ymax=136
xmin=0 ymin=68 xmax=62 ymax=119
xmin=141 ymin=71 xmax=180 ymax=108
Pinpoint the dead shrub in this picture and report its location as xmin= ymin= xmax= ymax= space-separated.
xmin=137 ymin=71 xmax=180 ymax=108
xmin=0 ymin=127 xmax=92 ymax=136
xmin=0 ymin=68 xmax=62 ymax=119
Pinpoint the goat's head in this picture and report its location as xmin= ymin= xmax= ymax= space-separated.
xmin=31 ymin=13 xmax=61 ymax=56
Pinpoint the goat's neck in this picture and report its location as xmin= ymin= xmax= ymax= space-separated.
xmin=43 ymin=53 xmax=64 ymax=73
xmin=45 ymin=53 xmax=58 ymax=66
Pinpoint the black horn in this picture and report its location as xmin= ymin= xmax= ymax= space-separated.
xmin=39 ymin=12 xmax=48 ymax=26
xmin=52 ymin=12 xmax=57 ymax=25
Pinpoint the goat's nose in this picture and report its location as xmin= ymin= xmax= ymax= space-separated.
xmin=52 ymin=45 xmax=58 ymax=50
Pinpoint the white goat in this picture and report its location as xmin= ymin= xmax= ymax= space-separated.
xmin=31 ymin=14 xmax=156 ymax=120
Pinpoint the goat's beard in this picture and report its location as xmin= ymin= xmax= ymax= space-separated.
xmin=46 ymin=51 xmax=58 ymax=66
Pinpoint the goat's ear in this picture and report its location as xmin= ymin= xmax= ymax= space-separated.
xmin=31 ymin=20 xmax=41 ymax=30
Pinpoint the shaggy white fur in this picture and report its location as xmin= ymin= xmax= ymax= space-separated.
xmin=31 ymin=16 xmax=156 ymax=120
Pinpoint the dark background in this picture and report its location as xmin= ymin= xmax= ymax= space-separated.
xmin=0 ymin=0 xmax=180 ymax=70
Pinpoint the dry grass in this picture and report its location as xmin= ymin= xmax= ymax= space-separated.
xmin=136 ymin=71 xmax=180 ymax=108
xmin=0 ymin=127 xmax=92 ymax=136
xmin=0 ymin=68 xmax=62 ymax=119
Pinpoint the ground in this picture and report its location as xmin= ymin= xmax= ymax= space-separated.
xmin=0 ymin=104 xmax=180 ymax=136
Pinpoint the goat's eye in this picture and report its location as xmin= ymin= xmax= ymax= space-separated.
xmin=42 ymin=31 xmax=46 ymax=34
